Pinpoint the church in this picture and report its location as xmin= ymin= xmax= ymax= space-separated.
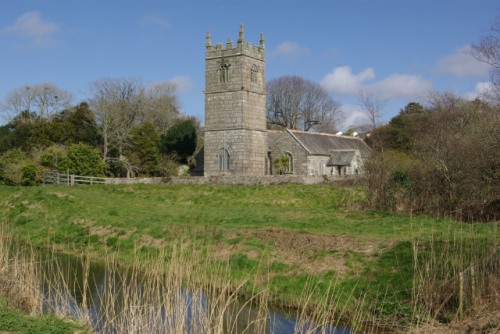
xmin=194 ymin=26 xmax=371 ymax=178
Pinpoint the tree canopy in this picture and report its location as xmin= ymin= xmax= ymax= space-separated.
xmin=266 ymin=76 xmax=342 ymax=132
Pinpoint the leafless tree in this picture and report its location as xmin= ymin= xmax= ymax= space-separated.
xmin=138 ymin=82 xmax=180 ymax=136
xmin=266 ymin=76 xmax=342 ymax=132
xmin=356 ymin=89 xmax=385 ymax=131
xmin=89 ymin=78 xmax=142 ymax=162
xmin=1 ymin=83 xmax=72 ymax=121
xmin=471 ymin=14 xmax=500 ymax=102
xmin=89 ymin=78 xmax=180 ymax=163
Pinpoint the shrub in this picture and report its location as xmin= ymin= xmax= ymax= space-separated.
xmin=0 ymin=149 xmax=35 ymax=185
xmin=65 ymin=143 xmax=106 ymax=176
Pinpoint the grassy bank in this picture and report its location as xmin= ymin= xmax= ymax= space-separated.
xmin=0 ymin=183 xmax=498 ymax=332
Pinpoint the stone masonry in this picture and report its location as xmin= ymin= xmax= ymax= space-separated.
xmin=204 ymin=25 xmax=268 ymax=176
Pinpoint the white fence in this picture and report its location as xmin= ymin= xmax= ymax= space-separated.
xmin=42 ymin=171 xmax=108 ymax=186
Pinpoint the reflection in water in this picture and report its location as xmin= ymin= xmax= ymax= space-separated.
xmin=39 ymin=252 xmax=350 ymax=334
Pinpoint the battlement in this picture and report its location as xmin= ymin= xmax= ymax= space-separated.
xmin=206 ymin=24 xmax=264 ymax=60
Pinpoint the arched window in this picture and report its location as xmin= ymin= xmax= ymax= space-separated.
xmin=219 ymin=61 xmax=230 ymax=83
xmin=319 ymin=161 xmax=325 ymax=175
xmin=218 ymin=148 xmax=230 ymax=171
xmin=285 ymin=152 xmax=293 ymax=174
xmin=251 ymin=64 xmax=258 ymax=83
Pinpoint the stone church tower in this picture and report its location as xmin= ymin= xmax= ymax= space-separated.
xmin=204 ymin=25 xmax=267 ymax=177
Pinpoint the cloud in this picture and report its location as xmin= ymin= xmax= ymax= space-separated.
xmin=320 ymin=66 xmax=375 ymax=96
xmin=271 ymin=41 xmax=309 ymax=58
xmin=435 ymin=45 xmax=489 ymax=77
xmin=321 ymin=66 xmax=432 ymax=100
xmin=139 ymin=13 xmax=172 ymax=31
xmin=464 ymin=81 xmax=494 ymax=100
xmin=170 ymin=76 xmax=194 ymax=93
xmin=0 ymin=11 xmax=60 ymax=47
xmin=339 ymin=104 xmax=369 ymax=130
xmin=371 ymin=74 xmax=432 ymax=100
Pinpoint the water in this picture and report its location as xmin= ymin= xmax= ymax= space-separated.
xmin=39 ymin=252 xmax=351 ymax=334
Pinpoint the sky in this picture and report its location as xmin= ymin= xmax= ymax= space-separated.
xmin=1 ymin=0 xmax=498 ymax=130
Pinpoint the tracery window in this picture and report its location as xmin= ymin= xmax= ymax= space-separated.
xmin=218 ymin=148 xmax=230 ymax=171
xmin=219 ymin=61 xmax=230 ymax=83
xmin=251 ymin=64 xmax=258 ymax=83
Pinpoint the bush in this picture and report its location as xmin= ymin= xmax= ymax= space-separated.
xmin=0 ymin=149 xmax=34 ymax=185
xmin=65 ymin=143 xmax=106 ymax=176
xmin=21 ymin=163 xmax=37 ymax=186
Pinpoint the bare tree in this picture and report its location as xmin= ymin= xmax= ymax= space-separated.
xmin=1 ymin=83 xmax=72 ymax=121
xmin=356 ymin=89 xmax=385 ymax=131
xmin=89 ymin=78 xmax=142 ymax=162
xmin=266 ymin=76 xmax=342 ymax=132
xmin=471 ymin=14 xmax=500 ymax=102
xmin=138 ymin=82 xmax=180 ymax=136
xmin=89 ymin=78 xmax=181 ymax=166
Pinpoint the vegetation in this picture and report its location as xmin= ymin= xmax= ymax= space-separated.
xmin=266 ymin=75 xmax=342 ymax=132
xmin=0 ymin=184 xmax=498 ymax=332
xmin=0 ymin=80 xmax=201 ymax=181
xmin=364 ymin=95 xmax=500 ymax=221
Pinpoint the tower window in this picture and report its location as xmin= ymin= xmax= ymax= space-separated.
xmin=219 ymin=61 xmax=231 ymax=83
xmin=218 ymin=148 xmax=230 ymax=171
xmin=251 ymin=64 xmax=258 ymax=83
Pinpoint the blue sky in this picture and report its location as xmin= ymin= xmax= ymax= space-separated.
xmin=1 ymin=0 xmax=498 ymax=130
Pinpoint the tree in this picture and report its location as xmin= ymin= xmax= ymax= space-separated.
xmin=364 ymin=93 xmax=500 ymax=220
xmin=471 ymin=14 xmax=500 ymax=102
xmin=64 ymin=143 xmax=106 ymax=176
xmin=89 ymin=78 xmax=180 ymax=165
xmin=125 ymin=123 xmax=161 ymax=177
xmin=53 ymin=102 xmax=100 ymax=147
xmin=89 ymin=77 xmax=143 ymax=162
xmin=160 ymin=118 xmax=197 ymax=164
xmin=371 ymin=102 xmax=425 ymax=152
xmin=266 ymin=76 xmax=342 ymax=132
xmin=138 ymin=82 xmax=180 ymax=136
xmin=0 ymin=148 xmax=35 ymax=185
xmin=1 ymin=83 xmax=72 ymax=121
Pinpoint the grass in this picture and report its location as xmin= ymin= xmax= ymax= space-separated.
xmin=0 ymin=294 xmax=85 ymax=334
xmin=0 ymin=183 xmax=498 ymax=332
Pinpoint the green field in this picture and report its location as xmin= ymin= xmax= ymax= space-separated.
xmin=0 ymin=183 xmax=498 ymax=331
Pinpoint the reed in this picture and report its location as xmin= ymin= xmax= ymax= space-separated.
xmin=411 ymin=222 xmax=500 ymax=329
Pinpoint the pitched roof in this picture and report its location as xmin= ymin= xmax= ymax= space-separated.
xmin=287 ymin=129 xmax=371 ymax=157
xmin=327 ymin=150 xmax=356 ymax=166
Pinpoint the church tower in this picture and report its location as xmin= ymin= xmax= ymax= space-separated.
xmin=204 ymin=25 xmax=267 ymax=176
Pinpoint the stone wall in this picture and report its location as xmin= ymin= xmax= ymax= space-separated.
xmin=107 ymin=175 xmax=356 ymax=186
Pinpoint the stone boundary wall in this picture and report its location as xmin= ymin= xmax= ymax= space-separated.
xmin=106 ymin=175 xmax=358 ymax=186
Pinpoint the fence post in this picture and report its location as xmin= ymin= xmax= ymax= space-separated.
xmin=458 ymin=271 xmax=464 ymax=321
xmin=70 ymin=174 xmax=75 ymax=186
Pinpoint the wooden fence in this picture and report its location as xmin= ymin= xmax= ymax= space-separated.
xmin=42 ymin=171 xmax=108 ymax=186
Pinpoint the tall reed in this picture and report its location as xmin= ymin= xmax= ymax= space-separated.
xmin=411 ymin=222 xmax=500 ymax=328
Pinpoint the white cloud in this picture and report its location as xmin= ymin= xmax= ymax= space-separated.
xmin=320 ymin=66 xmax=375 ymax=96
xmin=371 ymin=74 xmax=432 ymax=100
xmin=339 ymin=104 xmax=369 ymax=130
xmin=0 ymin=11 xmax=60 ymax=47
xmin=271 ymin=41 xmax=309 ymax=58
xmin=435 ymin=45 xmax=489 ymax=77
xmin=465 ymin=81 xmax=494 ymax=100
xmin=321 ymin=66 xmax=432 ymax=101
xmin=170 ymin=75 xmax=194 ymax=93
xmin=139 ymin=13 xmax=172 ymax=31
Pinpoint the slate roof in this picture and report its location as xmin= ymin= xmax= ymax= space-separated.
xmin=287 ymin=129 xmax=371 ymax=157
xmin=327 ymin=150 xmax=356 ymax=166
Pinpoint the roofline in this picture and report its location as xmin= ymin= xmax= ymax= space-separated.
xmin=285 ymin=128 xmax=311 ymax=154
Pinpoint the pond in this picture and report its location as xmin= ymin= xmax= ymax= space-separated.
xmin=38 ymin=251 xmax=352 ymax=334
